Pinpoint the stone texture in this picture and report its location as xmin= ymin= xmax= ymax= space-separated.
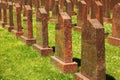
xmin=21 ymin=5 xmax=36 ymax=45
xmin=12 ymin=3 xmax=23 ymax=36
xmin=108 ymin=3 xmax=120 ymax=46
xmin=7 ymin=2 xmax=14 ymax=32
xmin=33 ymin=8 xmax=53 ymax=56
xmin=1 ymin=1 xmax=7 ymax=27
xmin=75 ymin=19 xmax=105 ymax=80
xmin=110 ymin=0 xmax=120 ymax=10
xmin=0 ymin=9 xmax=1 ymax=22
xmin=77 ymin=0 xmax=87 ymax=28
xmin=94 ymin=1 xmax=103 ymax=25
xmin=51 ymin=12 xmax=78 ymax=73
xmin=64 ymin=0 xmax=72 ymax=17
xmin=52 ymin=0 xmax=59 ymax=20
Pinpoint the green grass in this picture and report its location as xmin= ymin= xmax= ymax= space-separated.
xmin=0 ymin=17 xmax=120 ymax=80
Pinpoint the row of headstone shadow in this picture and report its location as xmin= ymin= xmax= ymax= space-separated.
xmin=0 ymin=0 xmax=119 ymax=80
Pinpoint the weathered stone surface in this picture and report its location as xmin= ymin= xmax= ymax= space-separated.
xmin=102 ymin=0 xmax=110 ymax=18
xmin=33 ymin=8 xmax=53 ymax=56
xmin=64 ymin=0 xmax=72 ymax=17
xmin=110 ymin=0 xmax=120 ymax=10
xmin=75 ymin=19 xmax=105 ymax=80
xmin=77 ymin=0 xmax=87 ymax=27
xmin=52 ymin=0 xmax=59 ymax=20
xmin=21 ymin=5 xmax=36 ymax=45
xmin=94 ymin=1 xmax=103 ymax=25
xmin=7 ymin=2 xmax=14 ymax=32
xmin=1 ymin=1 xmax=7 ymax=27
xmin=0 ymin=0 xmax=2 ymax=21
xmin=12 ymin=3 xmax=23 ymax=36
xmin=51 ymin=12 xmax=78 ymax=73
xmin=108 ymin=3 xmax=120 ymax=46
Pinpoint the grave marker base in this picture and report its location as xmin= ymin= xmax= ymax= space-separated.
xmin=20 ymin=36 xmax=36 ymax=45
xmin=51 ymin=56 xmax=78 ymax=73
xmin=103 ymin=17 xmax=112 ymax=23
xmin=8 ymin=26 xmax=14 ymax=32
xmin=33 ymin=44 xmax=53 ymax=56
xmin=1 ymin=21 xmax=7 ymax=27
xmin=4 ymin=25 xmax=14 ymax=32
xmin=108 ymin=36 xmax=120 ymax=46
xmin=73 ymin=26 xmax=82 ymax=32
xmin=75 ymin=73 xmax=89 ymax=80
xmin=12 ymin=29 xmax=23 ymax=37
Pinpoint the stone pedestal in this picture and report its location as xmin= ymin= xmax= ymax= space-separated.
xmin=51 ymin=12 xmax=78 ymax=73
xmin=33 ymin=8 xmax=53 ymax=56
xmin=108 ymin=3 xmax=120 ymax=46
xmin=20 ymin=5 xmax=36 ymax=45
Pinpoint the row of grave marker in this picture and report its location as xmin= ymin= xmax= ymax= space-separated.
xmin=0 ymin=0 xmax=120 ymax=80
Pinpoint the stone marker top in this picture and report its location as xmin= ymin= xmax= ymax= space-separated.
xmin=60 ymin=12 xmax=71 ymax=20
xmin=118 ymin=3 xmax=120 ymax=5
xmin=8 ymin=2 xmax=12 ymax=5
xmin=88 ymin=19 xmax=103 ymax=29
xmin=39 ymin=8 xmax=47 ymax=14
xmin=25 ymin=5 xmax=31 ymax=11
xmin=15 ymin=3 xmax=21 ymax=7
xmin=66 ymin=0 xmax=71 ymax=3
xmin=81 ymin=0 xmax=86 ymax=5
xmin=95 ymin=1 xmax=103 ymax=6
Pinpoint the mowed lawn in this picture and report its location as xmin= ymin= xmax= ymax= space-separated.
xmin=0 ymin=21 xmax=120 ymax=80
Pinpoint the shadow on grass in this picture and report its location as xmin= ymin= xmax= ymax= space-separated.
xmin=52 ymin=46 xmax=55 ymax=53
xmin=106 ymin=74 xmax=116 ymax=80
xmin=73 ymin=57 xmax=81 ymax=67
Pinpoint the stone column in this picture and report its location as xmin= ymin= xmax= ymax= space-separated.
xmin=7 ymin=2 xmax=14 ymax=31
xmin=33 ymin=8 xmax=53 ymax=56
xmin=2 ymin=1 xmax=7 ymax=27
xmin=75 ymin=19 xmax=105 ymax=80
xmin=102 ymin=0 xmax=112 ymax=23
xmin=0 ymin=0 xmax=2 ymax=21
xmin=75 ymin=1 xmax=106 ymax=79
xmin=12 ymin=3 xmax=23 ymax=36
xmin=65 ymin=0 xmax=72 ymax=17
xmin=77 ymin=1 xmax=87 ymax=31
xmin=51 ymin=0 xmax=59 ymax=23
xmin=94 ymin=1 xmax=103 ymax=25
xmin=51 ymin=12 xmax=78 ymax=73
xmin=108 ymin=3 xmax=120 ymax=46
xmin=21 ymin=5 xmax=36 ymax=45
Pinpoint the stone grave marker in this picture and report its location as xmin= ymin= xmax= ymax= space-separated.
xmin=75 ymin=18 xmax=105 ymax=80
xmin=102 ymin=0 xmax=112 ymax=23
xmin=51 ymin=12 xmax=78 ymax=73
xmin=76 ymin=0 xmax=87 ymax=31
xmin=21 ymin=5 xmax=36 ymax=45
xmin=0 ymin=0 xmax=2 ymax=21
xmin=94 ymin=1 xmax=103 ymax=25
xmin=52 ymin=0 xmax=59 ymax=21
xmin=33 ymin=7 xmax=53 ymax=56
xmin=1 ymin=1 xmax=7 ymax=27
xmin=12 ymin=3 xmax=23 ymax=36
xmin=108 ymin=3 xmax=120 ymax=46
xmin=64 ymin=0 xmax=72 ymax=17
xmin=7 ymin=1 xmax=14 ymax=31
